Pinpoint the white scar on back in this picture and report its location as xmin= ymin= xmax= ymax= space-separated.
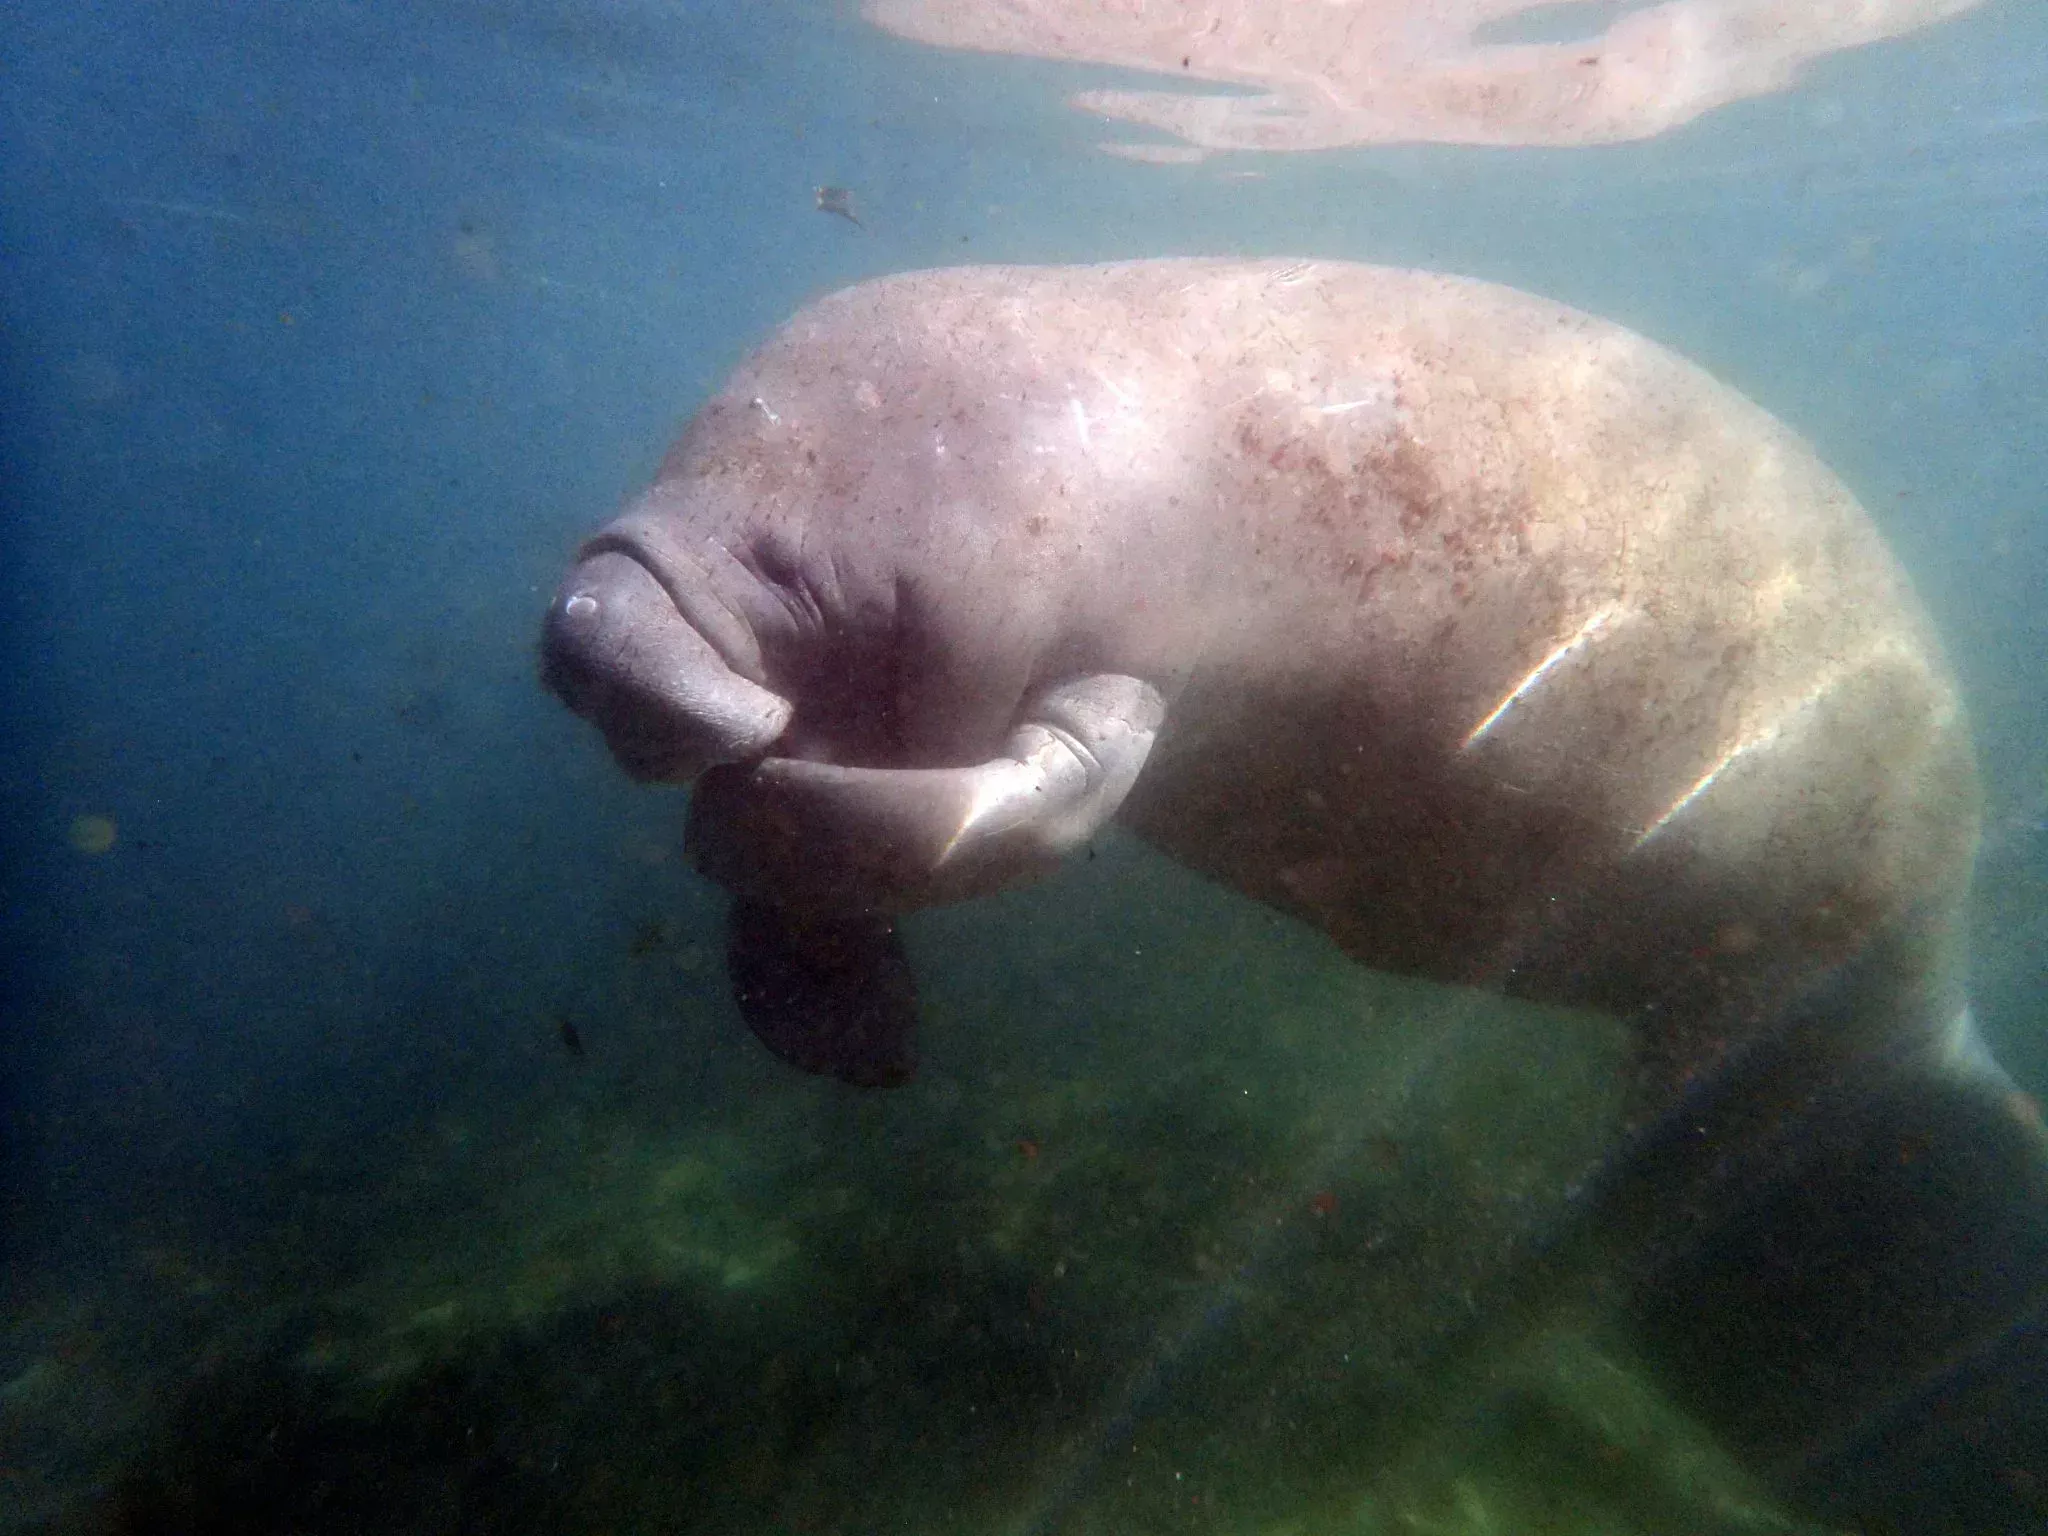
xmin=1463 ymin=604 xmax=1621 ymax=750
xmin=1633 ymin=637 xmax=1937 ymax=848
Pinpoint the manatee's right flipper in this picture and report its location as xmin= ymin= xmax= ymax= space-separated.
xmin=724 ymin=898 xmax=917 ymax=1089
xmin=698 ymin=675 xmax=1164 ymax=1089
xmin=690 ymin=673 xmax=1168 ymax=915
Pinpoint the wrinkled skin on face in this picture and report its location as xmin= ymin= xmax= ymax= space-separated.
xmin=542 ymin=258 xmax=1981 ymax=1099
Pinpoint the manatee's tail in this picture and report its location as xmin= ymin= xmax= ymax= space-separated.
xmin=1556 ymin=922 xmax=2048 ymax=1532
xmin=1623 ymin=1051 xmax=2048 ymax=1530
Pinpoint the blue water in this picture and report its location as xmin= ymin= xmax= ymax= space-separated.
xmin=3 ymin=1 xmax=2046 ymax=1530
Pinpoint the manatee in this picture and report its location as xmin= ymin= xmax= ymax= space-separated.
xmin=542 ymin=258 xmax=1985 ymax=1099
xmin=541 ymin=259 xmax=2048 ymax=1515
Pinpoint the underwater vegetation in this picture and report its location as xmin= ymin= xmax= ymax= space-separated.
xmin=4 ymin=847 xmax=1850 ymax=1535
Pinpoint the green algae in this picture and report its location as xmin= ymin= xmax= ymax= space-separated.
xmin=83 ymin=843 xmax=1838 ymax=1534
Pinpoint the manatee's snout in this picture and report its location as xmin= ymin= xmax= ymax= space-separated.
xmin=541 ymin=550 xmax=793 ymax=782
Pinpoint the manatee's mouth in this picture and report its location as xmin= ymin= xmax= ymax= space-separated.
xmin=541 ymin=547 xmax=793 ymax=783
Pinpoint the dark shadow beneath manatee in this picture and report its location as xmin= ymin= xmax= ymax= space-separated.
xmin=724 ymin=899 xmax=917 ymax=1088
xmin=102 ymin=1273 xmax=1071 ymax=1536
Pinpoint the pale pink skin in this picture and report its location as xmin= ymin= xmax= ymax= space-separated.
xmin=558 ymin=259 xmax=1980 ymax=1098
xmin=862 ymin=0 xmax=1983 ymax=153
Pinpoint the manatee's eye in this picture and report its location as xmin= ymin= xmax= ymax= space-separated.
xmin=564 ymin=592 xmax=598 ymax=618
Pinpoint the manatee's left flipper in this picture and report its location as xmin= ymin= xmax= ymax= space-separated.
xmin=724 ymin=898 xmax=917 ymax=1088
xmin=689 ymin=673 xmax=1167 ymax=916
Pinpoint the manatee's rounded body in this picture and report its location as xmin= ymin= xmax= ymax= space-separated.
xmin=543 ymin=261 xmax=2040 ymax=1523
xmin=552 ymin=259 xmax=1977 ymax=1078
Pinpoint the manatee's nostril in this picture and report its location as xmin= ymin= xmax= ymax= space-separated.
xmin=564 ymin=592 xmax=599 ymax=619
